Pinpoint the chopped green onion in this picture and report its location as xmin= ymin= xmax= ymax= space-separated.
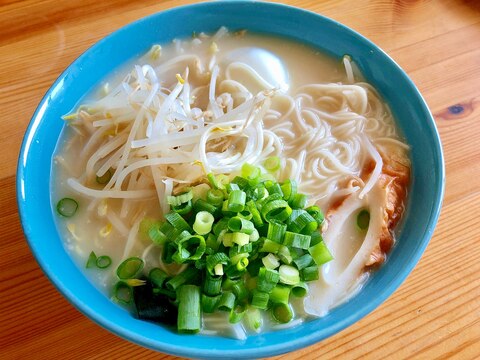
xmin=262 ymin=253 xmax=280 ymax=269
xmin=227 ymin=190 xmax=246 ymax=212
xmin=306 ymin=205 xmax=325 ymax=225
xmin=293 ymin=253 xmax=314 ymax=270
xmin=177 ymin=285 xmax=201 ymax=333
xmin=231 ymin=176 xmax=249 ymax=189
xmin=221 ymin=277 xmax=237 ymax=291
xmin=232 ymin=232 xmax=250 ymax=246
xmin=257 ymin=267 xmax=279 ymax=292
xmin=259 ymin=239 xmax=282 ymax=253
xmin=247 ymin=200 xmax=263 ymax=227
xmin=232 ymin=281 xmax=249 ymax=302
xmin=206 ymin=233 xmax=220 ymax=251
xmin=213 ymin=217 xmax=229 ymax=236
xmin=289 ymin=193 xmax=308 ymax=209
xmin=193 ymin=198 xmax=217 ymax=214
xmin=251 ymin=290 xmax=269 ymax=309
xmin=116 ymin=257 xmax=144 ymax=279
xmin=264 ymin=156 xmax=281 ymax=172
xmin=261 ymin=199 xmax=292 ymax=223
xmin=277 ymin=245 xmax=293 ymax=265
xmin=57 ymin=198 xmax=78 ymax=217
xmin=207 ymin=189 xmax=224 ymax=206
xmin=300 ymin=265 xmax=319 ymax=281
xmin=229 ymin=243 xmax=253 ymax=258
xmin=228 ymin=217 xmax=255 ymax=235
xmin=172 ymin=200 xmax=192 ymax=215
xmin=207 ymin=172 xmax=228 ymax=190
xmin=292 ymin=282 xmax=308 ymax=297
xmin=96 ymin=169 xmax=112 ymax=184
xmin=278 ymin=265 xmax=300 ymax=285
xmin=270 ymin=284 xmax=291 ymax=304
xmin=172 ymin=247 xmax=191 ymax=264
xmin=257 ymin=193 xmax=283 ymax=210
xmin=244 ymin=306 xmax=263 ymax=332
xmin=148 ymin=225 xmax=167 ymax=245
xmin=202 ymin=294 xmax=220 ymax=313
xmin=86 ymin=251 xmax=97 ymax=269
xmin=96 ymin=255 xmax=112 ymax=269
xmin=288 ymin=210 xmax=318 ymax=235
xmin=267 ymin=221 xmax=287 ymax=243
xmin=249 ymin=228 xmax=260 ymax=242
xmin=204 ymin=274 xmax=222 ymax=296
xmin=165 ymin=212 xmax=192 ymax=232
xmin=249 ymin=185 xmax=269 ymax=201
xmin=357 ymin=209 xmax=370 ymax=230
xmin=310 ymin=231 xmax=323 ymax=246
xmin=241 ymin=163 xmax=261 ymax=182
xmin=226 ymin=182 xmax=241 ymax=192
xmin=229 ymin=304 xmax=247 ymax=323
xmin=281 ymin=179 xmax=297 ymax=202
xmin=113 ymin=281 xmax=133 ymax=305
xmin=166 ymin=267 xmax=198 ymax=291
xmin=236 ymin=257 xmax=249 ymax=271
xmin=214 ymin=263 xmax=224 ymax=276
xmin=283 ymin=232 xmax=311 ymax=250
xmin=217 ymin=291 xmax=236 ymax=311
xmin=272 ymin=303 xmax=293 ymax=323
xmin=225 ymin=263 xmax=245 ymax=279
xmin=159 ymin=222 xmax=180 ymax=239
xmin=167 ymin=188 xmax=193 ymax=207
xmin=193 ymin=211 xmax=215 ymax=235
xmin=148 ymin=268 xmax=168 ymax=288
xmin=222 ymin=232 xmax=234 ymax=247
xmin=309 ymin=241 xmax=334 ymax=265
xmin=206 ymin=253 xmax=230 ymax=276
xmin=175 ymin=234 xmax=206 ymax=262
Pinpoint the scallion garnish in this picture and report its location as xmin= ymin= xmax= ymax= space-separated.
xmin=263 ymin=156 xmax=281 ymax=172
xmin=357 ymin=209 xmax=370 ymax=231
xmin=86 ymin=251 xmax=97 ymax=269
xmin=193 ymin=211 xmax=215 ymax=235
xmin=116 ymin=257 xmax=144 ymax=279
xmin=96 ymin=255 xmax=112 ymax=269
xmin=177 ymin=285 xmax=201 ymax=333
xmin=108 ymin=168 xmax=335 ymax=331
xmin=114 ymin=281 xmax=133 ymax=305
xmin=57 ymin=198 xmax=78 ymax=217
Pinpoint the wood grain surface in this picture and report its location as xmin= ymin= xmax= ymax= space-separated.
xmin=1 ymin=0 xmax=479 ymax=359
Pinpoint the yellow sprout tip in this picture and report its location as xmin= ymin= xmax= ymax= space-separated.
xmin=176 ymin=73 xmax=185 ymax=84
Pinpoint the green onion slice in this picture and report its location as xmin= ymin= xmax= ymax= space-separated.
xmin=357 ymin=209 xmax=370 ymax=230
xmin=272 ymin=303 xmax=293 ymax=323
xmin=177 ymin=285 xmax=201 ymax=333
xmin=263 ymin=156 xmax=281 ymax=172
xmin=148 ymin=268 xmax=168 ymax=288
xmin=113 ymin=281 xmax=133 ymax=305
xmin=96 ymin=255 xmax=112 ymax=269
xmin=193 ymin=211 xmax=215 ymax=235
xmin=57 ymin=198 xmax=78 ymax=217
xmin=116 ymin=257 xmax=144 ymax=279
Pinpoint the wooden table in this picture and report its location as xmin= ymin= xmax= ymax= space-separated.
xmin=1 ymin=0 xmax=479 ymax=359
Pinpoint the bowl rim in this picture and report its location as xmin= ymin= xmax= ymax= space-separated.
xmin=17 ymin=1 xmax=445 ymax=358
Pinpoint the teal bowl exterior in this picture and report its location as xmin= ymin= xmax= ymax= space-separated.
xmin=17 ymin=1 xmax=444 ymax=358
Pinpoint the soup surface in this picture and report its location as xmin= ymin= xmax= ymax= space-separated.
xmin=52 ymin=29 xmax=409 ymax=337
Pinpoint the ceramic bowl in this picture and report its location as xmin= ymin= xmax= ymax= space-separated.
xmin=17 ymin=1 xmax=444 ymax=358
